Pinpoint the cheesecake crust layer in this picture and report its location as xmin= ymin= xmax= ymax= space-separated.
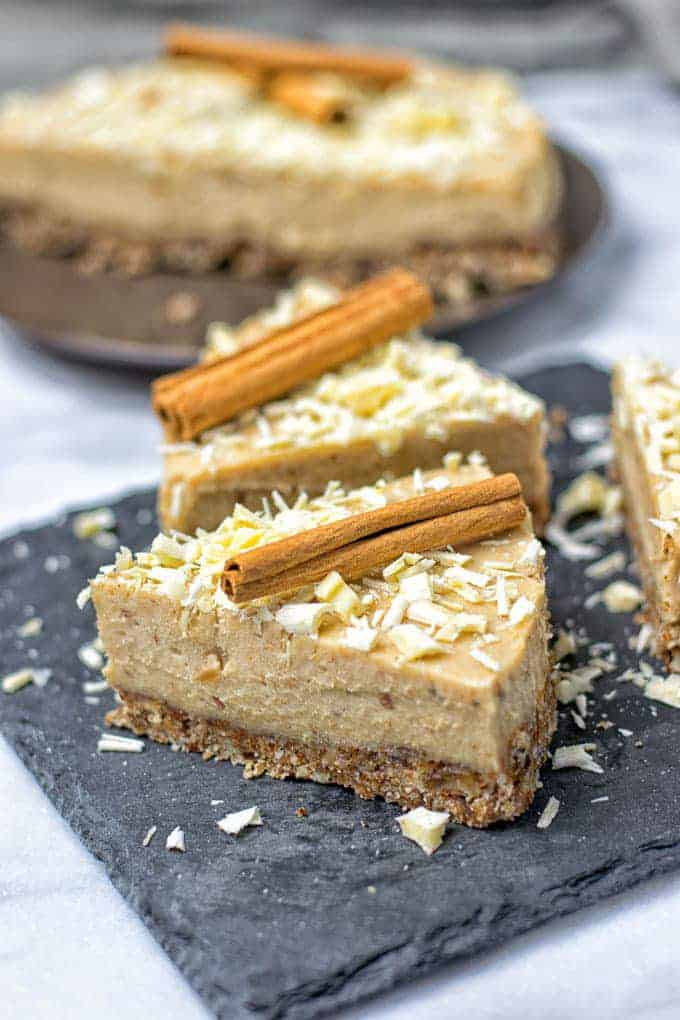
xmin=107 ymin=668 xmax=556 ymax=827
xmin=0 ymin=201 xmax=559 ymax=309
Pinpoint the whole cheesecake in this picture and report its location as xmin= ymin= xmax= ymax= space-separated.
xmin=0 ymin=24 xmax=562 ymax=318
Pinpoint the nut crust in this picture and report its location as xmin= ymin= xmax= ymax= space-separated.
xmin=0 ymin=201 xmax=559 ymax=308
xmin=106 ymin=677 xmax=556 ymax=829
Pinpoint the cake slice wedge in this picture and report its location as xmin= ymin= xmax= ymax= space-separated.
xmin=91 ymin=461 xmax=554 ymax=827
xmin=612 ymin=357 xmax=680 ymax=668
xmin=157 ymin=272 xmax=550 ymax=534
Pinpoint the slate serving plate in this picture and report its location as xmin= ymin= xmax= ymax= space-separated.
xmin=0 ymin=144 xmax=606 ymax=372
xmin=1 ymin=362 xmax=678 ymax=1020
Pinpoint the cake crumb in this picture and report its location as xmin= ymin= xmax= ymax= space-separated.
xmin=601 ymin=580 xmax=643 ymax=614
xmin=569 ymin=414 xmax=609 ymax=444
xmin=2 ymin=668 xmax=34 ymax=693
xmin=634 ymin=624 xmax=653 ymax=654
xmin=644 ymin=675 xmax=680 ymax=710
xmin=166 ymin=826 xmax=186 ymax=852
xmin=575 ymin=441 xmax=612 ymax=471
xmin=397 ymin=806 xmax=449 ymax=855
xmin=1 ymin=666 xmax=51 ymax=693
xmin=584 ymin=551 xmax=626 ymax=580
xmin=83 ymin=678 xmax=109 ymax=694
xmin=217 ymin=806 xmax=263 ymax=836
xmin=97 ymin=733 xmax=145 ymax=753
xmin=553 ymin=628 xmax=576 ymax=661
xmin=552 ymin=743 xmax=603 ymax=774
xmin=73 ymin=507 xmax=116 ymax=540
xmin=537 ymin=796 xmax=560 ymax=830
xmin=163 ymin=291 xmax=201 ymax=325
xmin=44 ymin=554 xmax=70 ymax=573
xmin=143 ymin=825 xmax=157 ymax=847
xmin=554 ymin=664 xmax=601 ymax=705
xmin=17 ymin=617 xmax=43 ymax=638
xmin=78 ymin=642 xmax=104 ymax=670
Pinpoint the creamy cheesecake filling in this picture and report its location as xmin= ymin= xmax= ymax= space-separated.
xmin=100 ymin=581 xmax=548 ymax=775
xmin=0 ymin=148 xmax=561 ymax=261
xmin=0 ymin=149 xmax=560 ymax=259
xmin=91 ymin=465 xmax=549 ymax=779
xmin=161 ymin=421 xmax=549 ymax=536
xmin=0 ymin=60 xmax=561 ymax=259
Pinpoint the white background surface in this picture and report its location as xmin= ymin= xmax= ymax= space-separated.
xmin=2 ymin=70 xmax=680 ymax=1019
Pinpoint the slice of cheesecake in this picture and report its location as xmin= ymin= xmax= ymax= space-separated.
xmin=0 ymin=25 xmax=561 ymax=306
xmin=158 ymin=275 xmax=550 ymax=534
xmin=612 ymin=357 xmax=680 ymax=668
xmin=91 ymin=462 xmax=554 ymax=828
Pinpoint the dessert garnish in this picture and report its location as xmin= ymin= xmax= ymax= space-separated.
xmin=222 ymin=473 xmax=525 ymax=603
xmin=397 ymin=806 xmax=449 ymax=855
xmin=153 ymin=268 xmax=432 ymax=442
xmin=164 ymin=23 xmax=413 ymax=88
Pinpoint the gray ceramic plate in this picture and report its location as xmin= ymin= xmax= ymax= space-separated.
xmin=0 ymin=143 xmax=606 ymax=372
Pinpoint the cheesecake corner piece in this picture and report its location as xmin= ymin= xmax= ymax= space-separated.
xmin=92 ymin=462 xmax=554 ymax=828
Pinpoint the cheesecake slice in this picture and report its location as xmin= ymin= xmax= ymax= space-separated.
xmin=91 ymin=462 xmax=554 ymax=828
xmin=612 ymin=357 xmax=680 ymax=668
xmin=0 ymin=25 xmax=561 ymax=307
xmin=158 ymin=276 xmax=550 ymax=534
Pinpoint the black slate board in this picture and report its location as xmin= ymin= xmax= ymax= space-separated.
xmin=1 ymin=361 xmax=678 ymax=1020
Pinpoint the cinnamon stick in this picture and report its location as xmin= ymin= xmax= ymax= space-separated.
xmin=152 ymin=268 xmax=433 ymax=442
xmin=267 ymin=72 xmax=359 ymax=125
xmin=222 ymin=474 xmax=526 ymax=603
xmin=165 ymin=24 xmax=413 ymax=87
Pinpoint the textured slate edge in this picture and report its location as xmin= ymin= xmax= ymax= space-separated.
xmin=2 ymin=362 xmax=679 ymax=1020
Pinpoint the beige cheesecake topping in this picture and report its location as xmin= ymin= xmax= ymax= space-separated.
xmin=92 ymin=464 xmax=543 ymax=672
xmin=616 ymin=357 xmax=680 ymax=536
xmin=0 ymin=52 xmax=547 ymax=190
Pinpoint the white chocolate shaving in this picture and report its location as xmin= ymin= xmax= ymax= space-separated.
xmin=397 ymin=806 xmax=449 ymax=855
xmin=552 ymin=743 xmax=603 ymax=774
xmin=217 ymin=806 xmax=263 ymax=835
